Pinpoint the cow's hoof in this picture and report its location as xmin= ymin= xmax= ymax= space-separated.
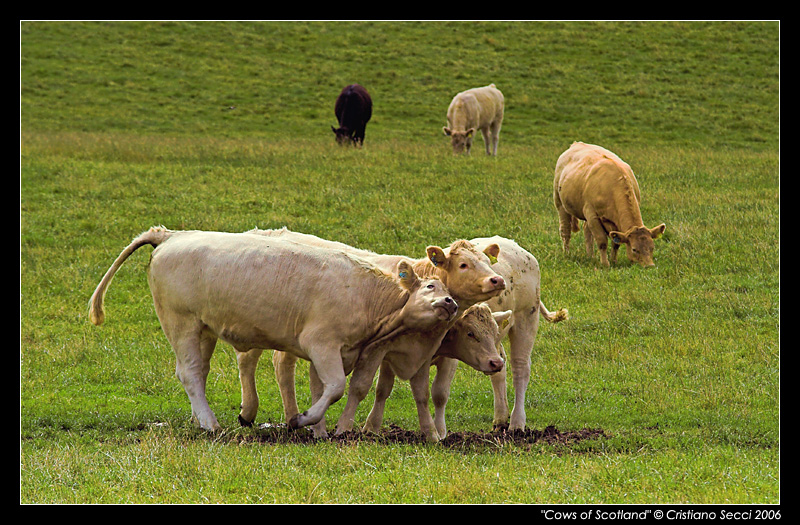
xmin=238 ymin=415 xmax=254 ymax=427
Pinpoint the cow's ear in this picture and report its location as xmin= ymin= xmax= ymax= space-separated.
xmin=483 ymin=243 xmax=500 ymax=264
xmin=397 ymin=261 xmax=419 ymax=290
xmin=465 ymin=128 xmax=475 ymax=137
xmin=443 ymin=127 xmax=452 ymax=136
xmin=610 ymin=231 xmax=628 ymax=245
xmin=493 ymin=310 xmax=513 ymax=330
xmin=426 ymin=246 xmax=449 ymax=269
xmin=650 ymin=223 xmax=666 ymax=239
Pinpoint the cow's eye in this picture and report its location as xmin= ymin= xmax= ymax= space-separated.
xmin=459 ymin=263 xmax=468 ymax=269
xmin=427 ymin=284 xmax=435 ymax=289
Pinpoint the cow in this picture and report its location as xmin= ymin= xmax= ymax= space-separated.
xmin=361 ymin=303 xmax=512 ymax=436
xmin=554 ymin=142 xmax=666 ymax=267
xmin=430 ymin=236 xmax=568 ymax=435
xmin=443 ymin=83 xmax=504 ymax=155
xmin=88 ymin=227 xmax=458 ymax=434
xmin=244 ymin=228 xmax=508 ymax=439
xmin=331 ymin=84 xmax=372 ymax=146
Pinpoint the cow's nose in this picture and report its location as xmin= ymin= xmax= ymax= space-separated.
xmin=490 ymin=276 xmax=506 ymax=289
xmin=488 ymin=358 xmax=504 ymax=373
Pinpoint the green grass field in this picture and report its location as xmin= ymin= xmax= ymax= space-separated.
xmin=20 ymin=21 xmax=779 ymax=504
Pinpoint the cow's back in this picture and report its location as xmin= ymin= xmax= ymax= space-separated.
xmin=554 ymin=142 xmax=640 ymax=219
xmin=469 ymin=236 xmax=540 ymax=313
xmin=335 ymin=84 xmax=372 ymax=124
xmin=148 ymin=232 xmax=393 ymax=356
xmin=447 ymin=84 xmax=504 ymax=129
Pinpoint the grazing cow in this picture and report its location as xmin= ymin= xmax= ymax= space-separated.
xmin=430 ymin=236 xmax=568 ymax=434
xmin=245 ymin=228 xmax=508 ymax=439
xmin=88 ymin=227 xmax=457 ymax=434
xmin=443 ymin=83 xmax=504 ymax=155
xmin=554 ymin=142 xmax=666 ymax=267
xmin=331 ymin=84 xmax=372 ymax=146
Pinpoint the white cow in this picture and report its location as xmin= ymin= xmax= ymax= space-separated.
xmin=88 ymin=227 xmax=458 ymax=434
xmin=246 ymin=228 xmax=508 ymax=438
xmin=443 ymin=83 xmax=504 ymax=155
xmin=362 ymin=303 xmax=512 ymax=436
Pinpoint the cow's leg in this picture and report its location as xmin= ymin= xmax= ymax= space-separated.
xmin=159 ymin=311 xmax=221 ymax=431
xmin=480 ymin=127 xmax=492 ymax=155
xmin=489 ymin=120 xmax=502 ymax=155
xmin=586 ymin=217 xmax=611 ymax=266
xmin=289 ymin=347 xmax=346 ymax=432
xmin=362 ymin=361 xmax=397 ymax=433
xmin=431 ymin=357 xmax=458 ymax=438
xmin=584 ymin=223 xmax=595 ymax=258
xmin=610 ymin=240 xmax=620 ymax=264
xmin=489 ymin=343 xmax=510 ymax=429
xmin=557 ymin=207 xmax=574 ymax=255
xmin=507 ymin=309 xmax=540 ymax=432
xmin=273 ymin=350 xmax=300 ymax=422
xmin=409 ymin=362 xmax=440 ymax=442
xmin=335 ymin=348 xmax=387 ymax=435
xmin=236 ymin=347 xmax=263 ymax=426
xmin=306 ymin=364 xmax=328 ymax=438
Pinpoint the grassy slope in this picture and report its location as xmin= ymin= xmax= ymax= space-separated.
xmin=20 ymin=21 xmax=779 ymax=503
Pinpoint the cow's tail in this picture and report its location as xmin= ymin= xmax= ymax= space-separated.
xmin=89 ymin=226 xmax=173 ymax=326
xmin=539 ymin=300 xmax=568 ymax=323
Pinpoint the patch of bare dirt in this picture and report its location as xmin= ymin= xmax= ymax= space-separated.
xmin=234 ymin=422 xmax=607 ymax=450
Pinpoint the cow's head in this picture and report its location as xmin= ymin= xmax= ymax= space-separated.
xmin=437 ymin=304 xmax=510 ymax=375
xmin=609 ymin=223 xmax=666 ymax=268
xmin=396 ymin=260 xmax=458 ymax=329
xmin=443 ymin=127 xmax=475 ymax=154
xmin=331 ymin=125 xmax=352 ymax=145
xmin=426 ymin=240 xmax=506 ymax=303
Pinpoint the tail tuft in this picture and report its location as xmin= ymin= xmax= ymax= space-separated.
xmin=552 ymin=308 xmax=569 ymax=323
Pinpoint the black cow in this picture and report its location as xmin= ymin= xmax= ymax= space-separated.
xmin=331 ymin=84 xmax=372 ymax=146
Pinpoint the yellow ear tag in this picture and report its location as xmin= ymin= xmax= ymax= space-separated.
xmin=488 ymin=254 xmax=498 ymax=265
xmin=501 ymin=318 xmax=510 ymax=329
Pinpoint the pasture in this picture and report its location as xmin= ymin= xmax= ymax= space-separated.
xmin=20 ymin=21 xmax=779 ymax=503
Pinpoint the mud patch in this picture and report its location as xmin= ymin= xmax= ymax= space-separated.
xmin=234 ymin=422 xmax=607 ymax=450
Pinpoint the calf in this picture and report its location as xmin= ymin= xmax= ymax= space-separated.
xmin=431 ymin=236 xmax=568 ymax=434
xmin=331 ymin=84 xmax=372 ymax=146
xmin=443 ymin=83 xmax=504 ymax=155
xmin=361 ymin=304 xmax=512 ymax=437
xmin=554 ymin=142 xmax=666 ymax=267
xmin=89 ymin=227 xmax=457 ymax=433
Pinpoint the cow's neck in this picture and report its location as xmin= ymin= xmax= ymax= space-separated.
xmin=610 ymin=185 xmax=645 ymax=233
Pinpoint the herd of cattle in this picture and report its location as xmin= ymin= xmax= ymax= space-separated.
xmin=88 ymin=83 xmax=665 ymax=442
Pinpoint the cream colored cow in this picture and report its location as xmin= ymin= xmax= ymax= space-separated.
xmin=432 ymin=236 xmax=568 ymax=434
xmin=89 ymin=227 xmax=458 ymax=434
xmin=443 ymin=83 xmax=504 ymax=155
xmin=554 ymin=142 xmax=666 ymax=267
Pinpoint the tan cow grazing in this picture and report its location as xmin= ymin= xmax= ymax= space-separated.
xmin=361 ymin=304 xmax=512 ymax=436
xmin=430 ymin=236 xmax=568 ymax=435
xmin=554 ymin=142 xmax=666 ymax=267
xmin=443 ymin=83 xmax=504 ymax=155
xmin=88 ymin=227 xmax=458 ymax=434
xmin=246 ymin=228 xmax=508 ymax=439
